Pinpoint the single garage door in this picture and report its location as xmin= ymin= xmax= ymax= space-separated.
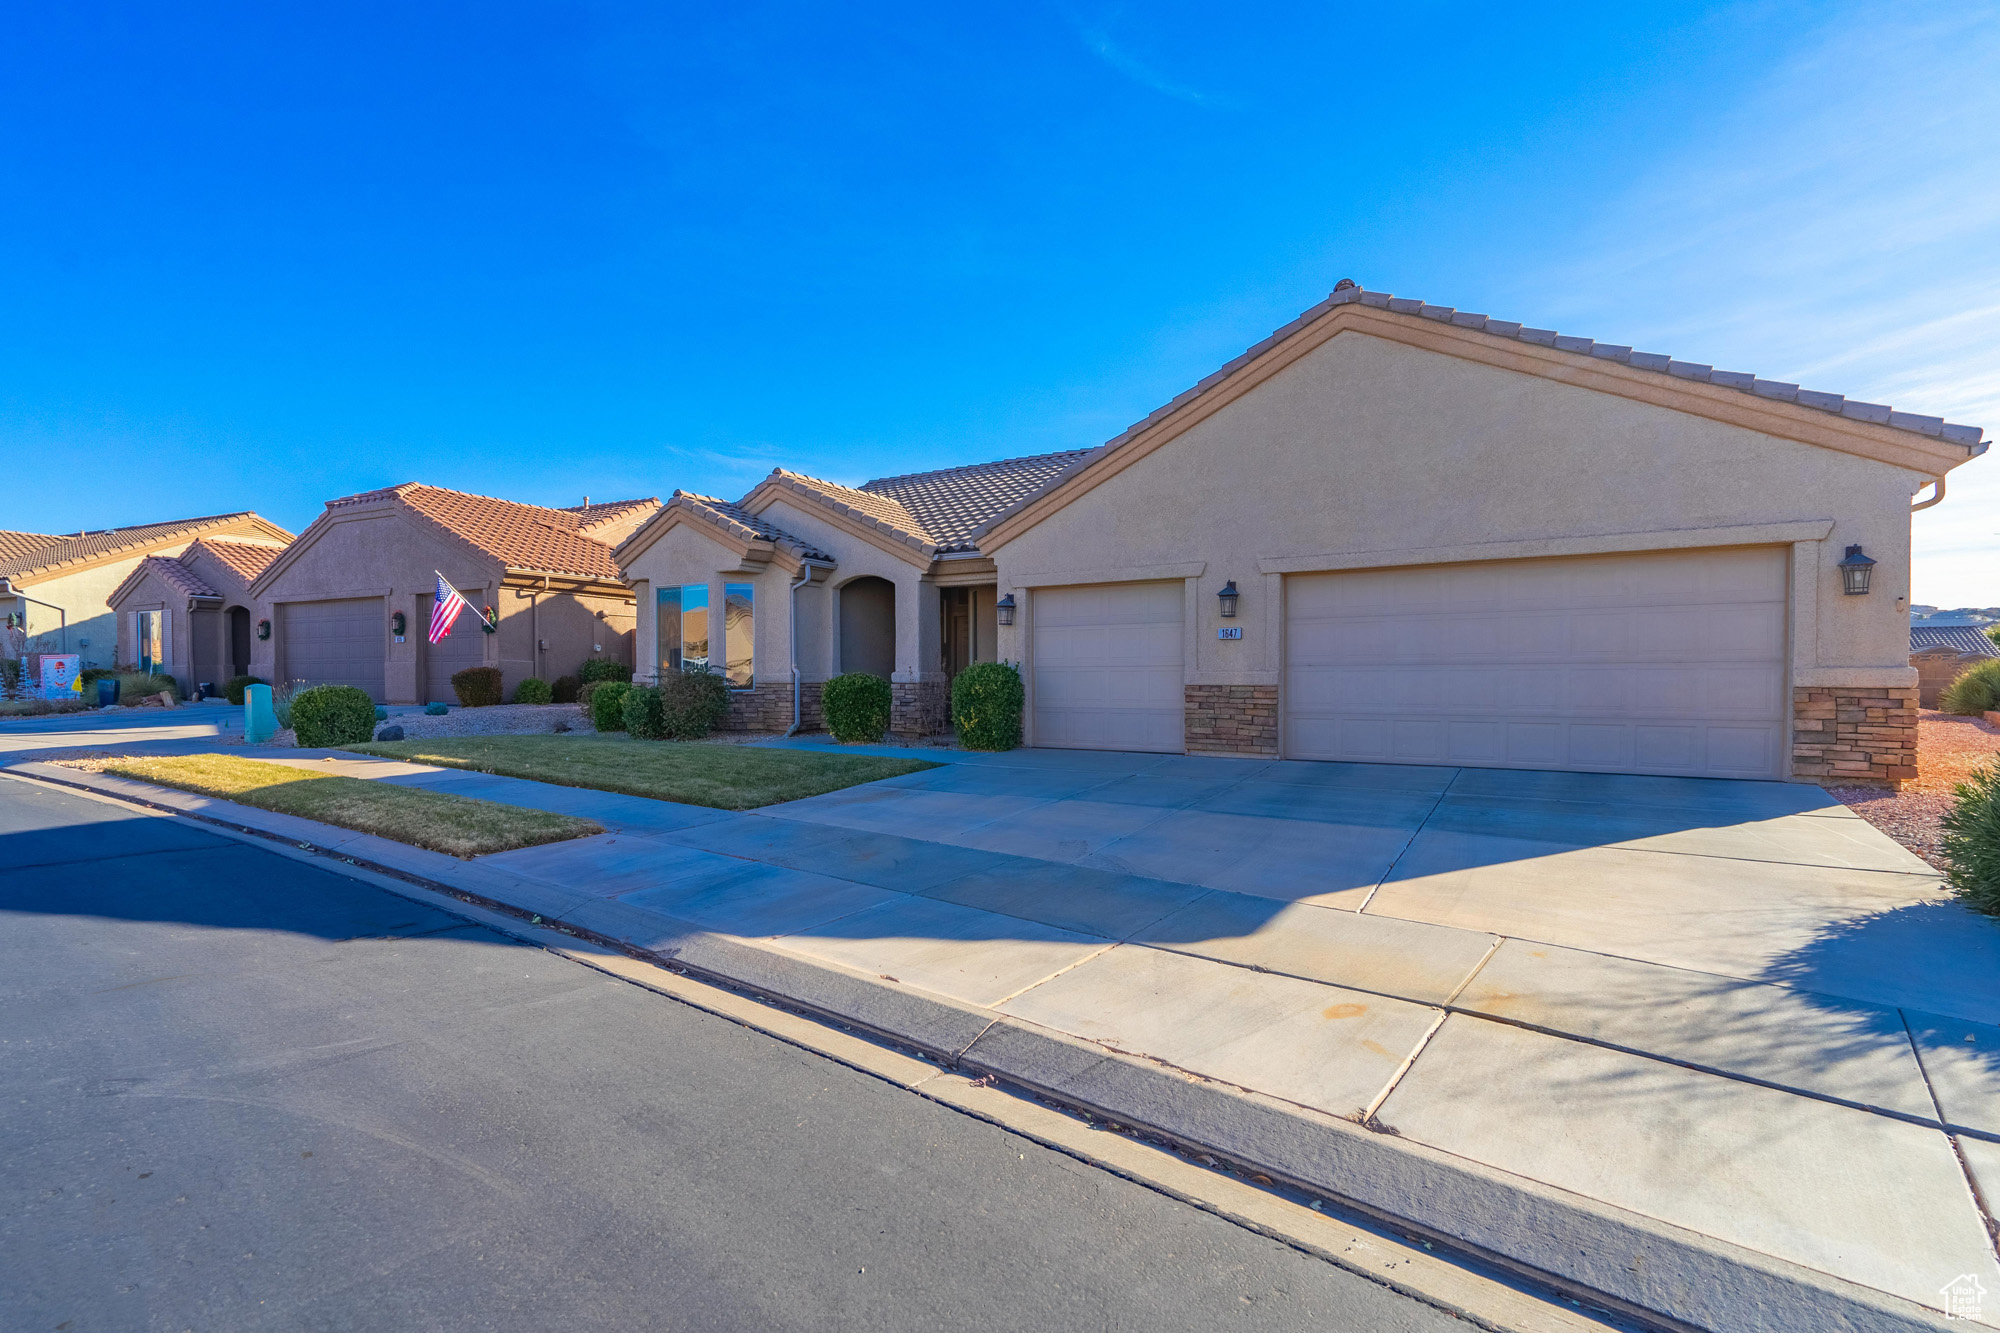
xmin=424 ymin=594 xmax=486 ymax=704
xmin=1032 ymin=581 xmax=1184 ymax=753
xmin=282 ymin=598 xmax=386 ymax=702
xmin=1284 ymin=548 xmax=1787 ymax=779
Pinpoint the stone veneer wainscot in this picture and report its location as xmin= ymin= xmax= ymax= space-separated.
xmin=1184 ymin=684 xmax=1279 ymax=757
xmin=1791 ymin=686 xmax=1918 ymax=788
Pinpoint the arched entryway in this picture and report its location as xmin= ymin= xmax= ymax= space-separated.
xmin=838 ymin=577 xmax=896 ymax=678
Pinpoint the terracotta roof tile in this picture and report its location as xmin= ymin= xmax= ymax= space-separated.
xmin=560 ymin=497 xmax=662 ymax=539
xmin=670 ymin=493 xmax=834 ymax=561
xmin=324 ymin=483 xmax=626 ymax=579
xmin=130 ymin=553 xmax=224 ymax=600
xmin=763 ymin=470 xmax=936 ymax=553
xmin=0 ymin=512 xmax=291 ymax=581
xmin=0 ymin=530 xmax=59 ymax=566
xmin=860 ymin=450 xmax=1096 ymax=553
xmin=186 ymin=537 xmax=287 ymax=587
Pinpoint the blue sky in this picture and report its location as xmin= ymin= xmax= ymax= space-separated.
xmin=4 ymin=2 xmax=1996 ymax=602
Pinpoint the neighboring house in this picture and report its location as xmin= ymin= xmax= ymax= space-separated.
xmin=614 ymin=452 xmax=1087 ymax=733
xmin=632 ymin=281 xmax=1988 ymax=785
xmin=1910 ymin=625 xmax=2000 ymax=708
xmin=105 ymin=537 xmax=291 ymax=695
xmin=0 ymin=513 xmax=296 ymax=671
xmin=249 ymin=484 xmax=659 ymax=704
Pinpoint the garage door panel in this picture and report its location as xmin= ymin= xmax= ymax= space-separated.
xmin=1032 ymin=582 xmax=1184 ymax=754
xmin=283 ymin=598 xmax=386 ymax=703
xmin=1286 ymin=549 xmax=1787 ymax=780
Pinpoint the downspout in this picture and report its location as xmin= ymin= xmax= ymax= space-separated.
xmin=1911 ymin=476 xmax=1947 ymax=511
xmin=0 ymin=578 xmax=66 ymax=653
xmin=784 ymin=563 xmax=812 ymax=737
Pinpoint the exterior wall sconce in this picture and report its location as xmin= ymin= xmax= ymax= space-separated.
xmin=480 ymin=605 xmax=498 ymax=633
xmin=1217 ymin=581 xmax=1240 ymax=618
xmin=1838 ymin=545 xmax=1876 ymax=596
xmin=256 ymin=618 xmax=271 ymax=640
xmin=995 ymin=594 xmax=1016 ymax=626
xmin=390 ymin=611 xmax=407 ymax=636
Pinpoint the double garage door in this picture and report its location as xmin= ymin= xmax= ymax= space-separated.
xmin=1028 ymin=548 xmax=1788 ymax=780
xmin=282 ymin=598 xmax=386 ymax=702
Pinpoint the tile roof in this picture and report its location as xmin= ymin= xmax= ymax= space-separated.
xmin=560 ymin=496 xmax=662 ymax=538
xmin=761 ymin=470 xmax=936 ymax=554
xmin=186 ymin=537 xmax=287 ymax=587
xmin=324 ymin=483 xmax=627 ymax=579
xmin=0 ymin=513 xmax=290 ymax=581
xmin=0 ymin=530 xmax=58 ymax=566
xmin=669 ymin=493 xmax=834 ymax=562
xmin=860 ymin=450 xmax=1097 ymax=553
xmin=129 ymin=553 xmax=223 ymax=600
xmin=1910 ymin=625 xmax=2000 ymax=657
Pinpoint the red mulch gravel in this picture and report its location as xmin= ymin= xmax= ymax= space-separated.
xmin=1828 ymin=710 xmax=2000 ymax=872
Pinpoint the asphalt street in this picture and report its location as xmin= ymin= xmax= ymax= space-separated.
xmin=0 ymin=777 xmax=1473 ymax=1332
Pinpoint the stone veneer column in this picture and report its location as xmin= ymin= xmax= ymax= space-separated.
xmin=1184 ymin=684 xmax=1279 ymax=756
xmin=891 ymin=680 xmax=949 ymax=737
xmin=1791 ymin=686 xmax=1918 ymax=788
xmin=722 ymin=679 xmax=826 ymax=734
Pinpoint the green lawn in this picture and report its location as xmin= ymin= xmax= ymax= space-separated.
xmin=344 ymin=734 xmax=939 ymax=809
xmin=98 ymin=753 xmax=602 ymax=858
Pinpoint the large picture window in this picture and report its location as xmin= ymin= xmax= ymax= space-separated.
xmin=136 ymin=610 xmax=167 ymax=674
xmin=724 ymin=582 xmax=753 ymax=689
xmin=657 ymin=583 xmax=710 ymax=676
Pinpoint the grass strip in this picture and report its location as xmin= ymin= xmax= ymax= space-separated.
xmin=344 ymin=734 xmax=938 ymax=810
xmin=97 ymin=753 xmax=602 ymax=858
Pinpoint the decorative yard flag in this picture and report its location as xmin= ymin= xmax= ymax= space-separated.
xmin=429 ymin=572 xmax=472 ymax=643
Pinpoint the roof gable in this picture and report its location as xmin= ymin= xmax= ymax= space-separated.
xmin=108 ymin=553 xmax=224 ymax=608
xmin=324 ymin=483 xmax=628 ymax=580
xmin=615 ymin=491 xmax=833 ymax=571
xmin=0 ymin=512 xmax=295 ymax=583
xmin=743 ymin=470 xmax=937 ymax=564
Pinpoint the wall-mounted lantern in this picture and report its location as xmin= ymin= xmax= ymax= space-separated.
xmin=995 ymin=593 xmax=1016 ymax=626
xmin=390 ymin=611 xmax=407 ymax=636
xmin=1837 ymin=545 xmax=1876 ymax=596
xmin=256 ymin=618 xmax=271 ymax=640
xmin=480 ymin=605 xmax=498 ymax=633
xmin=1217 ymin=580 xmax=1241 ymax=618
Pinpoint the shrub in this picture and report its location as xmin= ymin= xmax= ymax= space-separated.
xmin=425 ymin=702 xmax=450 ymax=716
xmin=225 ymin=674 xmax=266 ymax=705
xmin=290 ymin=684 xmax=377 ymax=747
xmin=552 ymin=674 xmax=580 ymax=704
xmin=590 ymin=680 xmax=633 ymax=732
xmin=1943 ymin=763 xmax=2000 ymax=916
xmin=822 ymin=672 xmax=892 ymax=743
xmin=656 ymin=668 xmax=731 ymax=739
xmin=79 ymin=666 xmax=117 ymax=686
xmin=514 ymin=676 xmax=554 ymax=705
xmin=621 ymin=684 xmax=665 ymax=739
xmin=578 ymin=680 xmax=602 ymax=710
xmin=1940 ymin=660 xmax=2000 ymax=717
xmin=451 ymin=666 xmax=504 ymax=707
xmin=270 ymin=680 xmax=306 ymax=729
xmin=951 ymin=661 xmax=1024 ymax=751
xmin=115 ymin=671 xmax=177 ymax=704
xmin=579 ymin=657 xmax=631 ymax=685
xmin=0 ymin=659 xmax=22 ymax=700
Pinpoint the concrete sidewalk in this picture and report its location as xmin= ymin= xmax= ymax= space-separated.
xmin=11 ymin=741 xmax=2000 ymax=1332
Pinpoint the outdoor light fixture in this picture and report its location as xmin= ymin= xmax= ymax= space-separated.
xmin=256 ymin=619 xmax=271 ymax=640
xmin=995 ymin=593 xmax=1016 ymax=626
xmin=1217 ymin=580 xmax=1240 ymax=618
xmin=1837 ymin=544 xmax=1877 ymax=596
xmin=480 ymin=605 xmax=498 ymax=633
xmin=390 ymin=611 xmax=407 ymax=636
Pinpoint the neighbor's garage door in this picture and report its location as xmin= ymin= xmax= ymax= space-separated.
xmin=1032 ymin=581 xmax=1184 ymax=753
xmin=282 ymin=598 xmax=386 ymax=703
xmin=1284 ymin=548 xmax=1787 ymax=779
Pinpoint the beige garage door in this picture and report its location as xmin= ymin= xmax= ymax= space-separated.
xmin=1032 ymin=581 xmax=1184 ymax=753
xmin=283 ymin=598 xmax=386 ymax=703
xmin=1284 ymin=548 xmax=1787 ymax=779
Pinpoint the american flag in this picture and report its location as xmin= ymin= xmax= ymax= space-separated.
xmin=430 ymin=572 xmax=471 ymax=644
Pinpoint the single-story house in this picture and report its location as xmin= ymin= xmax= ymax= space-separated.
xmin=105 ymin=536 xmax=292 ymax=695
xmin=1910 ymin=625 xmax=2000 ymax=708
xmin=0 ymin=513 xmax=296 ymax=671
xmin=249 ymin=484 xmax=658 ymax=704
xmin=624 ymin=281 xmax=1987 ymax=786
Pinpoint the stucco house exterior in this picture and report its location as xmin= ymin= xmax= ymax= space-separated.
xmin=0 ymin=513 xmax=295 ymax=672
xmin=624 ymin=281 xmax=1986 ymax=787
xmin=1910 ymin=625 xmax=2000 ymax=708
xmin=249 ymin=484 xmax=658 ymax=704
xmin=105 ymin=536 xmax=292 ymax=694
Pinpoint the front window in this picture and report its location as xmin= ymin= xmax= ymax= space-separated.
xmin=724 ymin=582 xmax=753 ymax=689
xmin=137 ymin=610 xmax=166 ymax=674
xmin=658 ymin=583 xmax=711 ymax=676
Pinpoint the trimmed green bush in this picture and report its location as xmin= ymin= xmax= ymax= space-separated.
xmin=590 ymin=680 xmax=633 ymax=732
xmin=551 ymin=674 xmax=580 ymax=704
xmin=1943 ymin=763 xmax=2000 ymax=915
xmin=514 ymin=676 xmax=554 ymax=705
xmin=1941 ymin=660 xmax=2000 ymax=717
xmin=622 ymin=684 xmax=666 ymax=739
xmin=657 ymin=668 xmax=731 ymax=739
xmin=822 ymin=672 xmax=892 ymax=743
xmin=951 ymin=661 xmax=1023 ymax=751
xmin=451 ymin=666 xmax=504 ymax=707
xmin=226 ymin=674 xmax=266 ymax=705
xmin=79 ymin=666 xmax=118 ymax=686
xmin=425 ymin=702 xmax=450 ymax=716
xmin=579 ymin=657 xmax=632 ymax=685
xmin=290 ymin=684 xmax=377 ymax=747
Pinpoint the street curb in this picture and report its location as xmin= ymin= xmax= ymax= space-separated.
xmin=4 ymin=761 xmax=1966 ymax=1333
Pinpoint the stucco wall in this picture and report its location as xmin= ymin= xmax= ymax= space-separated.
xmin=755 ymin=498 xmax=941 ymax=684
xmin=990 ymin=332 xmax=1930 ymax=717
xmin=14 ymin=554 xmax=187 ymax=669
xmin=623 ymin=522 xmax=805 ymax=699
